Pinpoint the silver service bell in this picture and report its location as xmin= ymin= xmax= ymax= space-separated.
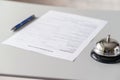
xmin=91 ymin=35 xmax=120 ymax=63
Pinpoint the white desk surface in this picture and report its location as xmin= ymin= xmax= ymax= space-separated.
xmin=0 ymin=1 xmax=120 ymax=80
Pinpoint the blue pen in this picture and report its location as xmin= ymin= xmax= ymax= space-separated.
xmin=11 ymin=15 xmax=36 ymax=31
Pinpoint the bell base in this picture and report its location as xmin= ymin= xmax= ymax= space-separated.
xmin=91 ymin=51 xmax=120 ymax=64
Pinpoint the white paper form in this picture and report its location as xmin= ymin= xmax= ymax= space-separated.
xmin=2 ymin=11 xmax=107 ymax=61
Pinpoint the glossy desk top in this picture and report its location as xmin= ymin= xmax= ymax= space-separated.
xmin=0 ymin=1 xmax=120 ymax=80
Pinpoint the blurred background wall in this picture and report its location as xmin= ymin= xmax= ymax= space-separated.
xmin=13 ymin=0 xmax=120 ymax=10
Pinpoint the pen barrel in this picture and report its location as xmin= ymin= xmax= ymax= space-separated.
xmin=12 ymin=15 xmax=35 ymax=31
